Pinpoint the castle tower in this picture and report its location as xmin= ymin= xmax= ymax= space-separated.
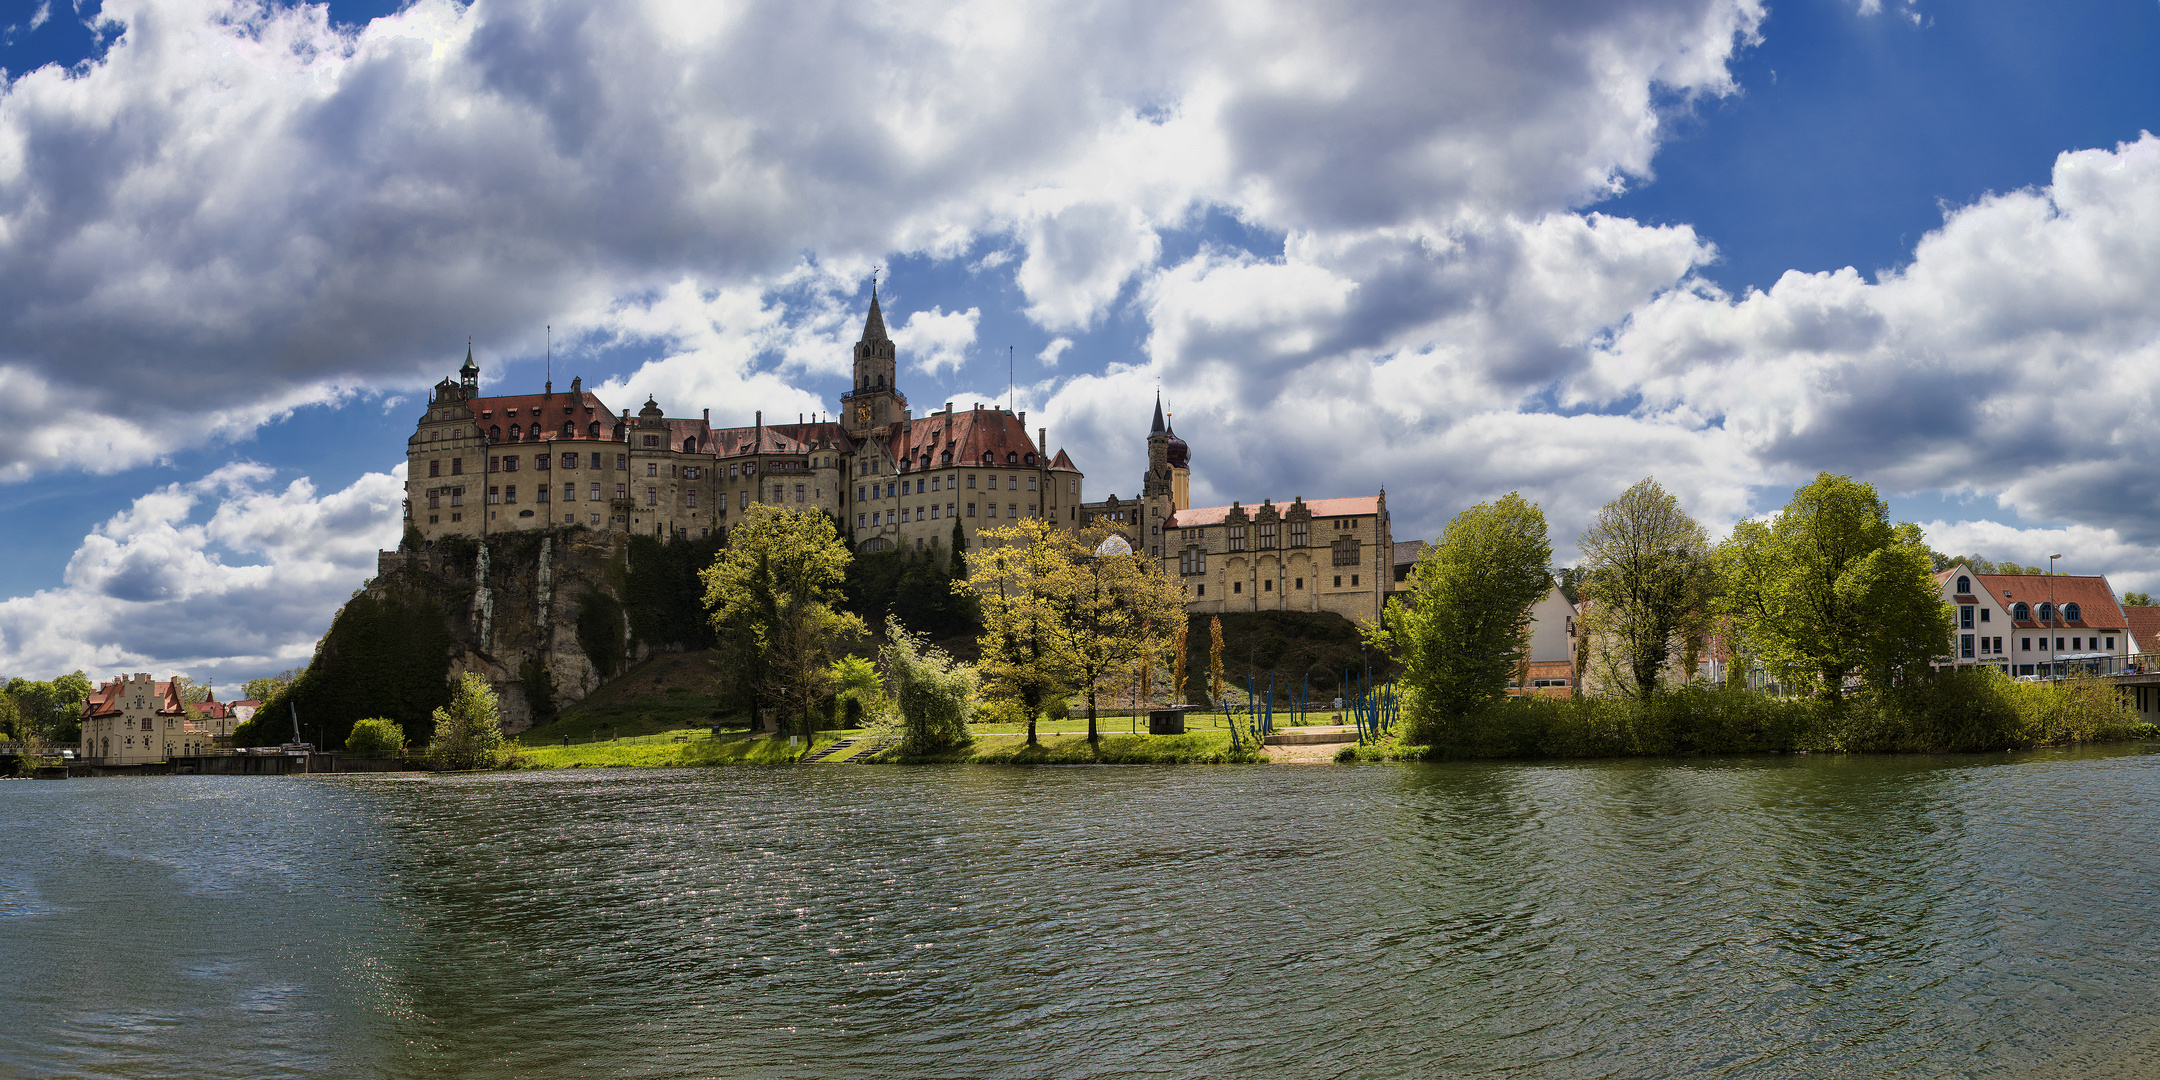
xmin=843 ymin=288 xmax=909 ymax=438
xmin=1141 ymin=393 xmax=1190 ymax=511
xmin=459 ymin=342 xmax=479 ymax=397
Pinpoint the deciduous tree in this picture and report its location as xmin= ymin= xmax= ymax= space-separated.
xmin=1577 ymin=478 xmax=1716 ymax=703
xmin=430 ymin=672 xmax=504 ymax=770
xmin=344 ymin=717 xmax=407 ymax=758
xmin=1716 ymin=473 xmax=1952 ymax=702
xmin=881 ymin=615 xmax=975 ymax=753
xmin=1373 ymin=492 xmax=1552 ymax=741
xmin=702 ymin=503 xmax=864 ymax=739
xmin=1065 ymin=529 xmax=1186 ymax=743
xmin=966 ymin=517 xmax=1081 ymax=745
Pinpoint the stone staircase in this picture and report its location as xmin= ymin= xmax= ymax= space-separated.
xmin=798 ymin=737 xmax=859 ymax=764
xmin=1262 ymin=725 xmax=1358 ymax=747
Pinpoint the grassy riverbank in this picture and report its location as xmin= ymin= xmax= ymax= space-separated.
xmin=878 ymin=729 xmax=1266 ymax=764
xmin=508 ymin=730 xmax=848 ymax=768
xmin=1339 ymin=676 xmax=2158 ymax=761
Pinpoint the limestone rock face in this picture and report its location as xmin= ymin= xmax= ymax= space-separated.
xmin=365 ymin=530 xmax=649 ymax=734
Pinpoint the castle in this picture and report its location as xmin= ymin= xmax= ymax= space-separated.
xmin=405 ymin=291 xmax=1393 ymax=625
xmin=405 ymin=291 xmax=1088 ymax=555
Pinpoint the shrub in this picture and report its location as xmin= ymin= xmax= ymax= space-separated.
xmin=883 ymin=616 xmax=974 ymax=754
xmin=431 ymin=672 xmax=505 ymax=770
xmin=1043 ymin=696 xmax=1071 ymax=722
xmin=344 ymin=717 xmax=407 ymax=758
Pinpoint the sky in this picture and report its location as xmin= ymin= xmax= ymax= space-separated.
xmin=0 ymin=0 xmax=2158 ymax=687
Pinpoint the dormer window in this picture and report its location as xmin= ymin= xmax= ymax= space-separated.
xmin=509 ymin=424 xmax=521 ymax=441
xmin=2064 ymin=602 xmax=2082 ymax=623
xmin=2012 ymin=602 xmax=2030 ymax=621
xmin=1956 ymin=575 xmax=1970 ymax=593
xmin=2038 ymin=602 xmax=2055 ymax=624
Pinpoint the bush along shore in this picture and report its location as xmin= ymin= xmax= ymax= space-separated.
xmin=874 ymin=729 xmax=1266 ymax=765
xmin=1336 ymin=672 xmax=2156 ymax=762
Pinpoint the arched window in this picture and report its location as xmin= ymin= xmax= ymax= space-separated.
xmin=2012 ymin=602 xmax=2030 ymax=621
xmin=488 ymin=425 xmax=501 ymax=441
xmin=1956 ymin=575 xmax=1970 ymax=593
xmin=2038 ymin=603 xmax=2055 ymax=624
xmin=2064 ymin=602 xmax=2081 ymax=623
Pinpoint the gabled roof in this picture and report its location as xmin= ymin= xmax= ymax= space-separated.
xmin=887 ymin=408 xmax=1060 ymax=471
xmin=1048 ymin=449 xmax=1080 ymax=473
xmin=1393 ymin=540 xmax=1430 ymax=567
xmin=1938 ymin=566 xmax=2127 ymax=629
xmin=466 ymin=391 xmax=621 ymax=439
xmin=1168 ymin=495 xmax=1381 ymax=529
xmin=2123 ymin=607 xmax=2160 ymax=653
xmin=707 ymin=421 xmax=854 ymax=457
xmin=80 ymin=677 xmax=188 ymax=719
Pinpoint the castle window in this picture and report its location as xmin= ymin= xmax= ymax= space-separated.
xmin=536 ymin=485 xmax=549 ymax=503
xmin=646 ymin=487 xmax=657 ymax=506
xmin=647 ymin=462 xmax=658 ymax=477
xmin=1264 ymin=579 xmax=1272 ymax=591
xmin=858 ymin=514 xmax=867 ymax=527
xmin=967 ymin=503 xmax=977 ymax=517
xmin=488 ymin=457 xmax=500 ymax=473
xmin=1009 ymin=503 xmax=1018 ymax=518
xmin=1228 ymin=525 xmax=1247 ymax=551
xmin=562 ymin=453 xmax=578 ymax=469
xmin=450 ymin=488 xmax=463 ymax=506
xmin=1258 ymin=522 xmax=1277 ymax=548
xmin=616 ymin=483 xmax=627 ymax=499
xmin=685 ymin=439 xmax=696 ymax=453
xmin=739 ymin=491 xmax=749 ymax=510
xmin=489 ymin=425 xmax=501 ymax=441
xmin=589 ymin=484 xmax=601 ymax=501
xmin=1333 ymin=538 xmax=1361 ymax=566
xmin=429 ymin=460 xmax=440 ymax=478
xmin=687 ymin=491 xmax=697 ymax=509
xmin=967 ymin=474 xmax=976 ymax=489
xmin=428 ymin=492 xmax=440 ymax=509
xmin=617 ymin=454 xmax=628 ymax=470
xmin=1234 ymin=581 xmax=1242 ymax=594
xmin=588 ymin=422 xmax=601 ymax=438
xmin=536 ymin=454 xmax=549 ymax=470
xmin=509 ymin=424 xmax=521 ymax=441
xmin=488 ymin=487 xmax=500 ymax=504
xmin=795 ymin=484 xmax=805 ymax=503
xmin=563 ymin=424 xmax=574 ymax=438
xmin=505 ymin=486 xmax=516 ymax=504
xmin=505 ymin=456 xmax=519 ymax=472
xmin=451 ymin=458 xmax=463 ymax=475
xmin=564 ymin=483 xmax=576 ymax=502
xmin=1028 ymin=476 xmax=1037 ymax=491
xmin=1290 ymin=521 xmax=1308 ymax=547
xmin=1295 ymin=577 xmax=1303 ymax=589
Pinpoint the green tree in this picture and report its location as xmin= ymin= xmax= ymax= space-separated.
xmin=1065 ymin=529 xmax=1186 ymax=743
xmin=966 ymin=517 xmax=1081 ymax=745
xmin=702 ymin=503 xmax=864 ymax=739
xmin=0 ymin=692 xmax=23 ymax=743
xmin=1374 ymin=492 xmax=1552 ymax=742
xmin=2124 ymin=592 xmax=2153 ymax=608
xmin=1577 ymin=478 xmax=1716 ymax=703
xmin=881 ymin=615 xmax=975 ymax=753
xmin=243 ymin=669 xmax=300 ymax=704
xmin=430 ymin=672 xmax=504 ymax=769
xmin=1208 ymin=616 xmax=1225 ymax=706
xmin=344 ymin=717 xmax=407 ymax=758
xmin=1717 ymin=472 xmax=1953 ymax=702
xmin=8 ymin=672 xmax=94 ymax=744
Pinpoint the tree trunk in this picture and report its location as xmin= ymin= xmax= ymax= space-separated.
xmin=1087 ymin=687 xmax=1098 ymax=744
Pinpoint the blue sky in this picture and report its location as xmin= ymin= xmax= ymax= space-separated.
xmin=1 ymin=0 xmax=2158 ymax=683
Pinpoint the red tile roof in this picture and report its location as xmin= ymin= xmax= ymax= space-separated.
xmin=1168 ymin=496 xmax=1380 ymax=528
xmin=81 ymin=677 xmax=188 ymax=719
xmin=2125 ymin=607 xmax=2160 ymax=653
xmin=468 ymin=392 xmax=622 ymax=441
xmin=707 ymin=421 xmax=854 ymax=457
xmin=1939 ymin=568 xmax=2127 ymax=629
xmin=887 ymin=408 xmax=1062 ymax=471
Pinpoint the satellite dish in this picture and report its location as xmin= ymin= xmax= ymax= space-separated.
xmin=1095 ymin=535 xmax=1134 ymax=557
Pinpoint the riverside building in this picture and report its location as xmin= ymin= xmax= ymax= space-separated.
xmin=404 ymin=292 xmax=1087 ymax=554
xmin=1084 ymin=396 xmax=1395 ymax=625
xmin=78 ymin=675 xmax=228 ymax=765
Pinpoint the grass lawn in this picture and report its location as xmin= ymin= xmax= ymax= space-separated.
xmin=879 ymin=729 xmax=1266 ymax=764
xmin=511 ymin=730 xmax=854 ymax=768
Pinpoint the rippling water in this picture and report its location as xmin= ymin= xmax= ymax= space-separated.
xmin=5 ymin=748 xmax=2159 ymax=1078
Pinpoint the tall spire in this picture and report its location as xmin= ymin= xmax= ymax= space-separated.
xmin=1150 ymin=391 xmax=1166 ymax=435
xmin=861 ymin=285 xmax=889 ymax=344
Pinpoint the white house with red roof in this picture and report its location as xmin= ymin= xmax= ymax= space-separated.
xmin=78 ymin=675 xmax=229 ymax=765
xmin=1933 ymin=564 xmax=2136 ymax=676
xmin=403 ymin=291 xmax=1087 ymax=556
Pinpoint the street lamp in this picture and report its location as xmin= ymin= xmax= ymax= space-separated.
xmin=2049 ymin=554 xmax=2062 ymax=678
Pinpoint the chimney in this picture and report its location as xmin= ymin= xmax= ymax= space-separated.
xmin=1018 ymin=410 xmax=1026 ymax=429
xmin=571 ymin=375 xmax=582 ymax=393
xmin=1039 ymin=427 xmax=1047 ymax=456
xmin=703 ymin=408 xmax=709 ymax=425
xmin=544 ymin=380 xmax=552 ymax=397
xmin=945 ymin=401 xmax=953 ymax=413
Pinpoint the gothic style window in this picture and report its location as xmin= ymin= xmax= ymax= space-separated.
xmin=1957 ymin=576 xmax=1971 ymax=593
xmin=489 ymin=426 xmax=501 ymax=441
xmin=563 ymin=423 xmax=575 ymax=438
xmin=685 ymin=439 xmax=697 ymax=453
xmin=2064 ymin=603 xmax=2082 ymax=623
xmin=509 ymin=424 xmax=522 ymax=441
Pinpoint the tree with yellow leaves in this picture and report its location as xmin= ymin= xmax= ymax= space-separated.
xmin=1208 ymin=615 xmax=1225 ymax=708
xmin=965 ymin=517 xmax=1082 ymax=745
xmin=1065 ymin=528 xmax=1185 ymax=743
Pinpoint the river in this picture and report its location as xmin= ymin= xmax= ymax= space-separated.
xmin=3 ymin=748 xmax=2158 ymax=1078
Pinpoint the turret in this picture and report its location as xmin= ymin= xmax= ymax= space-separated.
xmin=841 ymin=288 xmax=909 ymax=438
